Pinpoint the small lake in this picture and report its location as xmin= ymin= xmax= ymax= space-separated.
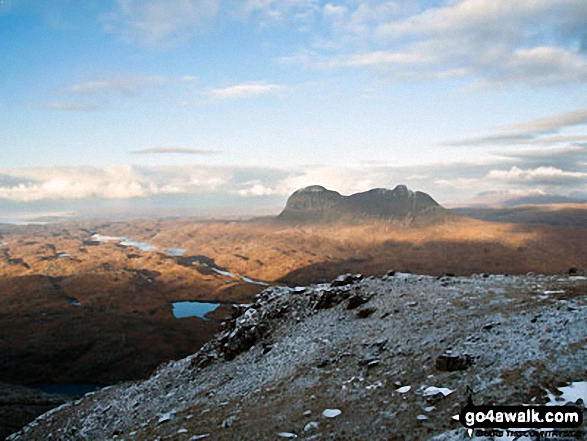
xmin=30 ymin=382 xmax=101 ymax=397
xmin=172 ymin=301 xmax=220 ymax=319
xmin=211 ymin=267 xmax=236 ymax=278
xmin=119 ymin=239 xmax=157 ymax=252
xmin=93 ymin=232 xmax=270 ymax=288
xmin=165 ymin=248 xmax=185 ymax=256
xmin=241 ymin=276 xmax=269 ymax=286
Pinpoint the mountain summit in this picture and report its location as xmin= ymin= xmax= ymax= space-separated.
xmin=278 ymin=185 xmax=446 ymax=223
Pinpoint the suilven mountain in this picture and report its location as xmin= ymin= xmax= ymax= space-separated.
xmin=277 ymin=185 xmax=447 ymax=223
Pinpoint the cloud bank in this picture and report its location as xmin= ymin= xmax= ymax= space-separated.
xmin=276 ymin=0 xmax=587 ymax=87
xmin=1 ymin=153 xmax=585 ymax=209
xmin=100 ymin=0 xmax=587 ymax=89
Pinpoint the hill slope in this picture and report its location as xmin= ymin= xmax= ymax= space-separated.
xmin=10 ymin=272 xmax=586 ymax=440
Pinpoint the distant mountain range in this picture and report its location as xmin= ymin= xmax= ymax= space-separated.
xmin=459 ymin=192 xmax=587 ymax=208
xmin=277 ymin=185 xmax=447 ymax=223
xmin=501 ymin=194 xmax=587 ymax=206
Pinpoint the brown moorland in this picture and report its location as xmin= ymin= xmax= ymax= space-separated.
xmin=1 ymin=201 xmax=587 ymax=437
xmin=1 ymin=209 xmax=586 ymax=387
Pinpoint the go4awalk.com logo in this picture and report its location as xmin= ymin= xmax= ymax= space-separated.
xmin=454 ymin=396 xmax=584 ymax=439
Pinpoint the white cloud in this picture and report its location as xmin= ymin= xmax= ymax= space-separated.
xmin=280 ymin=0 xmax=587 ymax=87
xmin=132 ymin=147 xmax=219 ymax=154
xmin=448 ymin=133 xmax=587 ymax=147
xmin=323 ymin=3 xmax=347 ymax=19
xmin=274 ymin=165 xmax=392 ymax=196
xmin=243 ymin=0 xmax=320 ymax=27
xmin=434 ymin=177 xmax=481 ymax=189
xmin=472 ymin=46 xmax=587 ymax=88
xmin=379 ymin=0 xmax=587 ymax=86
xmin=97 ymin=0 xmax=587 ymax=88
xmin=64 ymin=75 xmax=167 ymax=95
xmin=0 ymin=165 xmax=231 ymax=202
xmin=102 ymin=0 xmax=221 ymax=46
xmin=446 ymin=108 xmax=587 ymax=148
xmin=497 ymin=145 xmax=587 ymax=158
xmin=504 ymin=107 xmax=587 ymax=134
xmin=33 ymin=102 xmax=103 ymax=111
xmin=487 ymin=166 xmax=587 ymax=185
xmin=208 ymin=82 xmax=283 ymax=100
xmin=453 ymin=188 xmax=551 ymax=207
xmin=235 ymin=180 xmax=278 ymax=197
xmin=1 ymin=160 xmax=585 ymax=208
xmin=343 ymin=50 xmax=429 ymax=67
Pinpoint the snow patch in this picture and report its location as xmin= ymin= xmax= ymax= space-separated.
xmin=323 ymin=409 xmax=342 ymax=418
xmin=397 ymin=385 xmax=411 ymax=393
xmin=423 ymin=386 xmax=453 ymax=397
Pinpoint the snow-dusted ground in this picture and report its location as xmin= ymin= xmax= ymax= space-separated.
xmin=8 ymin=273 xmax=586 ymax=440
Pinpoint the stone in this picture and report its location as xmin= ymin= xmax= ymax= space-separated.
xmin=363 ymin=337 xmax=388 ymax=350
xmin=314 ymin=289 xmax=348 ymax=310
xmin=157 ymin=412 xmax=174 ymax=425
xmin=303 ymin=422 xmax=319 ymax=432
xmin=356 ymin=307 xmax=377 ymax=318
xmin=482 ymin=322 xmax=501 ymax=331
xmin=221 ymin=416 xmax=236 ymax=428
xmin=435 ymin=352 xmax=473 ymax=371
xmin=331 ymin=273 xmax=363 ymax=287
xmin=347 ymin=293 xmax=367 ymax=310
xmin=359 ymin=355 xmax=380 ymax=366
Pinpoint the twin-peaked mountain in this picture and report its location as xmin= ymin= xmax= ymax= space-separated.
xmin=277 ymin=184 xmax=447 ymax=223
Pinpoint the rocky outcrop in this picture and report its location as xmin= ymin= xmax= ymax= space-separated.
xmin=278 ymin=185 xmax=447 ymax=223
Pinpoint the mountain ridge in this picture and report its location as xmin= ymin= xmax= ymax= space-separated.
xmin=277 ymin=184 xmax=447 ymax=223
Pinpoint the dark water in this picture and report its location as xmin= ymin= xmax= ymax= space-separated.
xmin=30 ymin=383 xmax=102 ymax=397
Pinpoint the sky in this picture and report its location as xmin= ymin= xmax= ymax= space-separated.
xmin=1 ymin=0 xmax=586 ymax=220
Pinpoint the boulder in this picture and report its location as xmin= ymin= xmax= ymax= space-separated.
xmin=331 ymin=273 xmax=363 ymax=287
xmin=435 ymin=351 xmax=473 ymax=371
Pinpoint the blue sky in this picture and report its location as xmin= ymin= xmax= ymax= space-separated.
xmin=1 ymin=0 xmax=586 ymax=219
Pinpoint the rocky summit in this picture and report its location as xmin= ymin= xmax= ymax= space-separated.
xmin=9 ymin=271 xmax=586 ymax=440
xmin=278 ymin=185 xmax=447 ymax=223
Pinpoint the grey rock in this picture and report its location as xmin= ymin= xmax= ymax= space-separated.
xmin=332 ymin=273 xmax=363 ymax=287
xmin=356 ymin=307 xmax=377 ymax=318
xmin=303 ymin=421 xmax=319 ymax=432
xmin=435 ymin=352 xmax=473 ymax=371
